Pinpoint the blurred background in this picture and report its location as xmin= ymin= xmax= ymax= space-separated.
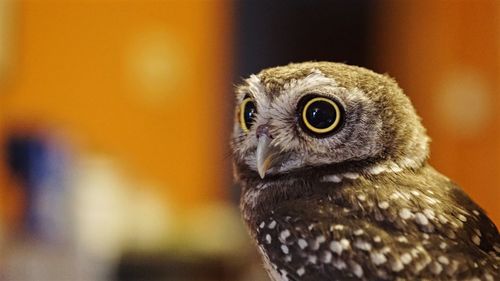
xmin=0 ymin=0 xmax=498 ymax=280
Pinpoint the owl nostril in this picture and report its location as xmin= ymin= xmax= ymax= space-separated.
xmin=256 ymin=125 xmax=273 ymax=139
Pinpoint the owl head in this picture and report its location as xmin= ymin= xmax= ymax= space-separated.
xmin=231 ymin=62 xmax=429 ymax=181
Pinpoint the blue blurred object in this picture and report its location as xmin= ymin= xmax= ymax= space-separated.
xmin=5 ymin=129 xmax=70 ymax=243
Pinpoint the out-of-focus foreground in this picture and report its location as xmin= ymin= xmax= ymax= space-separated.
xmin=0 ymin=1 xmax=498 ymax=280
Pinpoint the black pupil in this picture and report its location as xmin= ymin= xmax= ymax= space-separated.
xmin=306 ymin=100 xmax=336 ymax=129
xmin=244 ymin=101 xmax=256 ymax=128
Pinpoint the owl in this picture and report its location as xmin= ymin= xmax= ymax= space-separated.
xmin=230 ymin=62 xmax=500 ymax=281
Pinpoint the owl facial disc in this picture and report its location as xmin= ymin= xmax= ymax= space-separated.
xmin=256 ymin=134 xmax=279 ymax=179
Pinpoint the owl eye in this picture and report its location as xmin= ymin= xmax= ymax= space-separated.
xmin=239 ymin=96 xmax=257 ymax=132
xmin=298 ymin=95 xmax=343 ymax=136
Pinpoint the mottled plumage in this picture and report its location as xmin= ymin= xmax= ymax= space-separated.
xmin=231 ymin=62 xmax=499 ymax=281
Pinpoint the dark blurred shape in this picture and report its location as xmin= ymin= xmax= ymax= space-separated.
xmin=5 ymin=130 xmax=47 ymax=234
xmin=3 ymin=126 xmax=71 ymax=243
xmin=115 ymin=253 xmax=243 ymax=281
xmin=234 ymin=0 xmax=376 ymax=78
xmin=5 ymin=131 xmax=44 ymax=184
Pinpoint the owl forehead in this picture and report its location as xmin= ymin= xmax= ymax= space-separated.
xmin=240 ymin=69 xmax=341 ymax=103
xmin=238 ymin=61 xmax=402 ymax=102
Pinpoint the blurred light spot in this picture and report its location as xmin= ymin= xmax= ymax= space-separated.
xmin=71 ymin=156 xmax=130 ymax=262
xmin=124 ymin=28 xmax=187 ymax=105
xmin=71 ymin=155 xmax=174 ymax=259
xmin=436 ymin=69 xmax=492 ymax=137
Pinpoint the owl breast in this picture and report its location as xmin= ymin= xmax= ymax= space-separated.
xmin=241 ymin=166 xmax=499 ymax=281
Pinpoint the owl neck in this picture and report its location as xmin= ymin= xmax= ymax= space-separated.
xmin=238 ymin=159 xmax=429 ymax=223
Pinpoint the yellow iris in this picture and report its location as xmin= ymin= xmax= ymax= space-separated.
xmin=301 ymin=97 xmax=341 ymax=134
xmin=239 ymin=97 xmax=255 ymax=133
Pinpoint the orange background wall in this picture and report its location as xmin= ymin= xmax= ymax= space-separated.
xmin=0 ymin=1 xmax=232 ymax=215
xmin=375 ymin=1 xmax=500 ymax=224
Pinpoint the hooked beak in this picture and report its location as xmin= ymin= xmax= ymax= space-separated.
xmin=256 ymin=134 xmax=280 ymax=179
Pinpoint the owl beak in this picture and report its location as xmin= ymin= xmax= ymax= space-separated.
xmin=256 ymin=134 xmax=279 ymax=179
